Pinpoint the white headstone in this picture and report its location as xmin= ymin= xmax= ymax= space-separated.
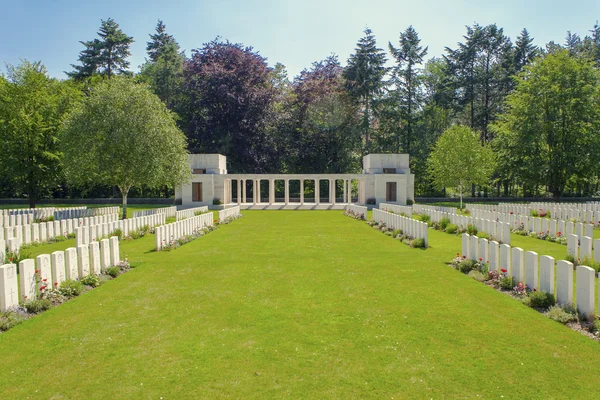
xmin=556 ymin=260 xmax=574 ymax=306
xmin=580 ymin=236 xmax=593 ymax=260
xmin=89 ymin=242 xmax=101 ymax=275
xmin=539 ymin=256 xmax=555 ymax=295
xmin=511 ymin=247 xmax=524 ymax=282
xmin=77 ymin=245 xmax=90 ymax=277
xmin=100 ymin=239 xmax=111 ymax=271
xmin=469 ymin=235 xmax=478 ymax=260
xmin=19 ymin=259 xmax=36 ymax=302
xmin=576 ymin=265 xmax=595 ymax=320
xmin=35 ymin=254 xmax=52 ymax=291
xmin=500 ymin=244 xmax=511 ymax=275
xmin=65 ymin=248 xmax=79 ymax=280
xmin=51 ymin=251 xmax=66 ymax=288
xmin=567 ymin=234 xmax=578 ymax=258
xmin=524 ymin=251 xmax=539 ymax=290
xmin=488 ymin=241 xmax=499 ymax=272
xmin=0 ymin=263 xmax=18 ymax=311
xmin=109 ymin=236 xmax=120 ymax=266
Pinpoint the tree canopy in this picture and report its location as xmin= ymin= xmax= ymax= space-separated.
xmin=61 ymin=78 xmax=189 ymax=218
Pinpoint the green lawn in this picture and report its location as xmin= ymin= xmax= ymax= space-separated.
xmin=1 ymin=211 xmax=599 ymax=398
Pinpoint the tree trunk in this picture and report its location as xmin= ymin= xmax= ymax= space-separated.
xmin=120 ymin=187 xmax=130 ymax=220
xmin=29 ymin=197 xmax=36 ymax=209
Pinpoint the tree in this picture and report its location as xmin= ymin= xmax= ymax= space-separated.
xmin=61 ymin=78 xmax=190 ymax=219
xmin=491 ymin=50 xmax=600 ymax=199
xmin=68 ymin=18 xmax=134 ymax=79
xmin=0 ymin=61 xmax=81 ymax=208
xmin=428 ymin=125 xmax=495 ymax=209
xmin=389 ymin=25 xmax=428 ymax=154
xmin=513 ymin=29 xmax=539 ymax=73
xmin=343 ymin=28 xmax=388 ymax=152
xmin=139 ymin=21 xmax=184 ymax=109
xmin=183 ymin=39 xmax=277 ymax=173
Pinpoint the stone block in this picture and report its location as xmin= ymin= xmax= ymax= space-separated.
xmin=556 ymin=260 xmax=574 ymax=306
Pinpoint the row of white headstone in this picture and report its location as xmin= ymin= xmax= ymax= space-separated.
xmin=132 ymin=206 xmax=177 ymax=219
xmin=565 ymin=233 xmax=600 ymax=262
xmin=75 ymin=214 xmax=165 ymax=247
xmin=467 ymin=202 xmax=600 ymax=223
xmin=461 ymin=233 xmax=599 ymax=320
xmin=424 ymin=209 xmax=511 ymax=244
xmin=176 ymin=206 xmax=209 ymax=221
xmin=155 ymin=213 xmax=215 ymax=251
xmin=53 ymin=206 xmax=120 ymax=221
xmin=379 ymin=203 xmax=412 ymax=217
xmin=0 ymin=236 xmax=121 ymax=312
xmin=218 ymin=206 xmax=241 ymax=222
xmin=373 ymin=208 xmax=428 ymax=245
xmin=412 ymin=204 xmax=456 ymax=215
xmin=345 ymin=204 xmax=367 ymax=218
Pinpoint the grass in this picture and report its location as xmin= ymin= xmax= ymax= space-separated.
xmin=0 ymin=211 xmax=599 ymax=398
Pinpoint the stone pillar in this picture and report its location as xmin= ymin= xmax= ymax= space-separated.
xmin=252 ymin=180 xmax=257 ymax=204
xmin=241 ymin=180 xmax=246 ymax=204
xmin=329 ymin=179 xmax=334 ymax=204
xmin=269 ymin=179 xmax=275 ymax=205
xmin=285 ymin=179 xmax=289 ymax=205
xmin=315 ymin=179 xmax=320 ymax=204
xmin=237 ymin=180 xmax=241 ymax=204
xmin=300 ymin=180 xmax=304 ymax=205
xmin=343 ymin=180 xmax=347 ymax=204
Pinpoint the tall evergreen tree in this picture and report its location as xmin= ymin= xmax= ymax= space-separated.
xmin=513 ymin=29 xmax=539 ymax=73
xmin=68 ymin=18 xmax=134 ymax=79
xmin=343 ymin=28 xmax=388 ymax=152
xmin=389 ymin=25 xmax=428 ymax=154
xmin=146 ymin=20 xmax=178 ymax=62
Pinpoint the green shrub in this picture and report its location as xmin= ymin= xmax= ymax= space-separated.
xmin=81 ymin=274 xmax=101 ymax=287
xmin=476 ymin=232 xmax=490 ymax=240
xmin=468 ymin=270 xmax=486 ymax=282
xmin=580 ymin=256 xmax=600 ymax=273
xmin=6 ymin=248 xmax=32 ymax=266
xmin=545 ymin=305 xmax=577 ymax=324
xmin=458 ymin=259 xmax=477 ymax=274
xmin=112 ymin=229 xmax=123 ymax=239
xmin=54 ymin=235 xmax=67 ymax=242
xmin=213 ymin=198 xmax=223 ymax=205
xmin=366 ymin=198 xmax=376 ymax=205
xmin=24 ymin=299 xmax=52 ymax=314
xmin=591 ymin=319 xmax=600 ymax=334
xmin=410 ymin=238 xmax=426 ymax=248
xmin=0 ymin=311 xmax=28 ymax=331
xmin=499 ymin=275 xmax=516 ymax=290
xmin=392 ymin=229 xmax=403 ymax=237
xmin=439 ymin=217 xmax=451 ymax=230
xmin=406 ymin=199 xmax=414 ymax=206
xmin=524 ymin=291 xmax=555 ymax=309
xmin=194 ymin=210 xmax=206 ymax=216
xmin=530 ymin=210 xmax=539 ymax=217
xmin=418 ymin=214 xmax=431 ymax=223
xmin=67 ymin=232 xmax=76 ymax=239
xmin=59 ymin=280 xmax=84 ymax=297
xmin=445 ymin=224 xmax=458 ymax=234
xmin=466 ymin=224 xmax=478 ymax=235
xmin=106 ymin=266 xmax=120 ymax=278
xmin=565 ymin=254 xmax=577 ymax=265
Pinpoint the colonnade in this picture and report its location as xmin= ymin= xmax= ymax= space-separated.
xmin=222 ymin=177 xmax=365 ymax=206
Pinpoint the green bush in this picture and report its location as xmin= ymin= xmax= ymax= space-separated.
xmin=580 ymin=256 xmax=600 ymax=273
xmin=67 ymin=232 xmax=76 ymax=239
xmin=213 ymin=198 xmax=223 ymax=205
xmin=530 ymin=210 xmax=539 ymax=217
xmin=106 ymin=266 xmax=120 ymax=278
xmin=445 ymin=224 xmax=458 ymax=234
xmin=565 ymin=254 xmax=577 ymax=265
xmin=112 ymin=229 xmax=123 ymax=239
xmin=24 ymin=299 xmax=52 ymax=314
xmin=439 ymin=217 xmax=451 ymax=230
xmin=545 ymin=305 xmax=577 ymax=324
xmin=406 ymin=199 xmax=413 ymax=206
xmin=418 ymin=214 xmax=431 ymax=223
xmin=410 ymin=238 xmax=426 ymax=248
xmin=59 ymin=280 xmax=84 ymax=297
xmin=392 ymin=229 xmax=403 ymax=237
xmin=466 ymin=224 xmax=478 ymax=235
xmin=468 ymin=270 xmax=486 ymax=282
xmin=499 ymin=275 xmax=516 ymax=290
xmin=476 ymin=232 xmax=490 ymax=240
xmin=0 ymin=311 xmax=28 ymax=331
xmin=81 ymin=274 xmax=101 ymax=287
xmin=524 ymin=291 xmax=555 ymax=309
xmin=458 ymin=259 xmax=478 ymax=274
xmin=591 ymin=319 xmax=600 ymax=334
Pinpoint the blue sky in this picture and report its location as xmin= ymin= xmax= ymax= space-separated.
xmin=1 ymin=0 xmax=599 ymax=80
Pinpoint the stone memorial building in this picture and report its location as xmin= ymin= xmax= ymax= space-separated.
xmin=176 ymin=154 xmax=415 ymax=209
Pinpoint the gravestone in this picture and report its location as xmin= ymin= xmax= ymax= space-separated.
xmin=0 ymin=263 xmax=18 ymax=311
xmin=19 ymin=259 xmax=36 ymax=302
xmin=89 ymin=242 xmax=101 ymax=275
xmin=469 ymin=235 xmax=478 ymax=260
xmin=39 ymin=223 xmax=47 ymax=242
xmin=556 ymin=260 xmax=574 ymax=306
xmin=539 ymin=256 xmax=555 ymax=295
xmin=576 ymin=265 xmax=595 ymax=320
xmin=77 ymin=245 xmax=90 ymax=277
xmin=46 ymin=221 xmax=54 ymax=240
xmin=478 ymin=238 xmax=489 ymax=264
xmin=51 ymin=251 xmax=66 ymax=287
xmin=500 ymin=244 xmax=511 ymax=275
xmin=65 ymin=248 xmax=79 ymax=280
xmin=31 ymin=223 xmax=39 ymax=243
xmin=489 ymin=241 xmax=499 ymax=271
xmin=585 ymin=224 xmax=593 ymax=239
xmin=566 ymin=221 xmax=574 ymax=236
xmin=100 ymin=239 xmax=111 ymax=271
xmin=109 ymin=236 xmax=120 ymax=266
xmin=576 ymin=222 xmax=583 ymax=238
xmin=511 ymin=247 xmax=524 ymax=282
xmin=525 ymin=251 xmax=539 ymax=290
xmin=567 ymin=234 xmax=578 ymax=258
xmin=35 ymin=254 xmax=52 ymax=291
xmin=580 ymin=236 xmax=593 ymax=260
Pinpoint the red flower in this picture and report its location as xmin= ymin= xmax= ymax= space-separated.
xmin=533 ymin=288 xmax=537 ymax=292
xmin=9 ymin=257 xmax=13 ymax=262
xmin=43 ymin=278 xmax=47 ymax=282
xmin=35 ymin=270 xmax=39 ymax=274
xmin=462 ymin=255 xmax=466 ymax=259
xmin=54 ymin=282 xmax=58 ymax=286
xmin=40 ymin=286 xmax=46 ymax=290
xmin=501 ymin=268 xmax=507 ymax=273
xmin=479 ymin=258 xmax=483 ymax=261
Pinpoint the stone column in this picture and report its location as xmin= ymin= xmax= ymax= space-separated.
xmin=300 ymin=180 xmax=304 ymax=205
xmin=284 ymin=179 xmax=290 ymax=205
xmin=237 ymin=180 xmax=241 ymax=204
xmin=241 ymin=180 xmax=246 ymax=204
xmin=329 ymin=179 xmax=335 ymax=204
xmin=315 ymin=179 xmax=320 ymax=205
xmin=269 ymin=179 xmax=274 ymax=205
xmin=343 ymin=180 xmax=347 ymax=204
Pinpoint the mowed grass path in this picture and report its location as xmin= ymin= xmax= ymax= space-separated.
xmin=1 ymin=211 xmax=600 ymax=398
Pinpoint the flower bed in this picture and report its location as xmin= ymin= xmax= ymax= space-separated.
xmin=366 ymin=220 xmax=426 ymax=248
xmin=343 ymin=209 xmax=365 ymax=220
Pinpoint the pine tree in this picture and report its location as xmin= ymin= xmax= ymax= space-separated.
xmin=146 ymin=20 xmax=178 ymax=63
xmin=389 ymin=25 xmax=428 ymax=154
xmin=68 ymin=18 xmax=133 ymax=79
xmin=514 ymin=29 xmax=539 ymax=73
xmin=343 ymin=28 xmax=388 ymax=153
